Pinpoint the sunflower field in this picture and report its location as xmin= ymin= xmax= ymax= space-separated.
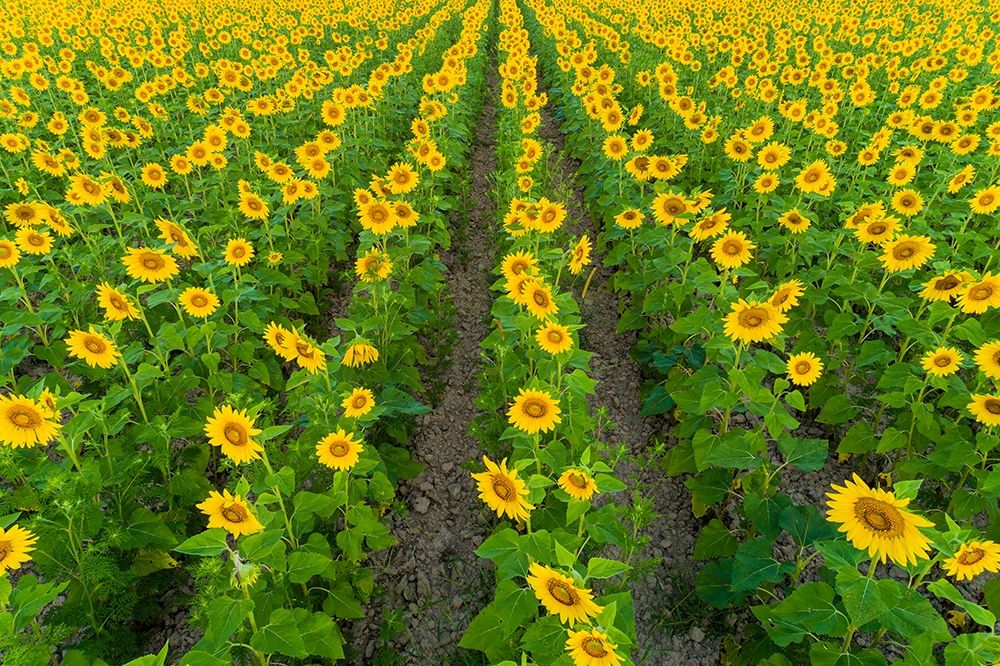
xmin=1 ymin=0 xmax=999 ymax=663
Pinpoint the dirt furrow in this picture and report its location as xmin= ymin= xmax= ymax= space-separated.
xmin=537 ymin=108 xmax=720 ymax=664
xmin=348 ymin=51 xmax=500 ymax=665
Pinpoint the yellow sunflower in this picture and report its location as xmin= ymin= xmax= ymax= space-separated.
xmin=508 ymin=388 xmax=562 ymax=434
xmin=967 ymin=394 xmax=1000 ymax=427
xmin=787 ymin=352 xmax=823 ymax=386
xmin=921 ymin=347 xmax=963 ymax=377
xmin=536 ymin=322 xmax=574 ymax=355
xmin=122 ymin=248 xmax=180 ymax=283
xmin=224 ymin=238 xmax=254 ymax=267
xmin=943 ymin=541 xmax=1000 ymax=581
xmin=0 ymin=239 xmax=21 ymax=268
xmin=0 ymin=524 xmax=37 ymax=574
xmin=973 ymin=341 xmax=1000 ymax=380
xmin=919 ymin=272 xmax=972 ymax=302
xmin=342 ymin=387 xmax=375 ymax=418
xmin=614 ymin=209 xmax=644 ymax=230
xmin=95 ymin=283 xmax=139 ymax=320
xmin=526 ymin=563 xmax=603 ymax=626
xmin=0 ymin=394 xmax=61 ymax=448
xmin=769 ymin=279 xmax=804 ymax=312
xmin=969 ymin=186 xmax=1000 ymax=215
xmin=958 ymin=274 xmax=1000 ymax=314
xmin=15 ymin=227 xmax=53 ymax=255
xmin=197 ymin=490 xmax=263 ymax=537
xmin=471 ymin=455 xmax=534 ymax=521
xmin=710 ymin=231 xmax=755 ymax=269
xmin=523 ymin=280 xmax=558 ymax=320
xmin=569 ymin=235 xmax=592 ymax=275
xmin=879 ymin=235 xmax=935 ymax=272
xmin=502 ymin=251 xmax=537 ymax=281
xmin=723 ymin=299 xmax=787 ymax=344
xmin=315 ymin=429 xmax=363 ymax=470
xmin=825 ymin=474 xmax=934 ymax=565
xmin=565 ymin=628 xmax=623 ymax=666
xmin=690 ymin=210 xmax=730 ymax=241
xmin=777 ymin=209 xmax=811 ymax=234
xmin=204 ymin=405 xmax=263 ymax=464
xmin=558 ymin=469 xmax=598 ymax=501
xmin=65 ymin=327 xmax=120 ymax=368
xmin=238 ymin=192 xmax=269 ymax=220
xmin=342 ymin=342 xmax=379 ymax=368
xmin=179 ymin=287 xmax=220 ymax=318
xmin=263 ymin=323 xmax=298 ymax=361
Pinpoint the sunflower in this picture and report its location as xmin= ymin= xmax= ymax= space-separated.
xmin=197 ymin=490 xmax=263 ymax=537
xmin=0 ymin=524 xmax=37 ymax=574
xmin=943 ymin=541 xmax=1000 ymax=581
xmin=140 ymin=163 xmax=167 ymax=189
xmin=558 ymin=469 xmax=598 ymax=501
xmin=753 ymin=173 xmax=779 ymax=194
xmin=710 ymin=231 xmax=755 ymax=269
xmin=890 ymin=189 xmax=923 ymax=217
xmin=536 ymin=200 xmax=567 ymax=233
xmin=472 ymin=455 xmax=534 ymax=521
xmin=854 ymin=215 xmax=898 ymax=244
xmin=777 ymin=209 xmax=810 ymax=234
xmin=355 ymin=249 xmax=393 ymax=282
xmin=724 ymin=135 xmax=753 ymax=162
xmin=358 ymin=200 xmax=396 ymax=235
xmin=787 ymin=352 xmax=823 ymax=386
xmin=238 ymin=192 xmax=269 ymax=220
xmin=967 ymin=394 xmax=1000 ymax=427
xmin=204 ymin=404 xmax=263 ymax=464
xmin=342 ymin=342 xmax=379 ymax=368
xmin=263 ymin=323 xmax=298 ymax=361
xmin=565 ymin=628 xmax=622 ymax=666
xmin=523 ymin=280 xmax=558 ymax=320
xmin=502 ymin=251 xmax=537 ymax=281
xmin=291 ymin=333 xmax=326 ymax=373
xmin=5 ymin=201 xmax=40 ymax=227
xmin=947 ymin=165 xmax=975 ymax=194
xmin=958 ymin=273 xmax=1000 ymax=314
xmin=614 ymin=209 xmax=644 ymax=230
xmin=156 ymin=219 xmax=198 ymax=259
xmin=122 ymin=248 xmax=180 ymax=283
xmin=569 ymin=235 xmax=592 ymax=275
xmin=769 ymin=279 xmax=804 ymax=312
xmin=969 ymin=186 xmax=1000 ymax=215
xmin=880 ymin=235 xmax=935 ymax=272
xmin=65 ymin=327 xmax=120 ymax=368
xmin=508 ymin=388 xmax=561 ymax=434
xmin=757 ymin=141 xmax=790 ymax=170
xmin=316 ymin=429 xmax=363 ymax=470
xmin=0 ymin=394 xmax=61 ymax=448
xmin=690 ymin=210 xmax=730 ymax=241
xmin=973 ymin=341 xmax=1000 ymax=380
xmin=536 ymin=322 xmax=573 ymax=355
xmin=220 ymin=238 xmax=253 ymax=267
xmin=526 ymin=563 xmax=603 ymax=626
xmin=0 ymin=239 xmax=21 ymax=268
xmin=385 ymin=162 xmax=419 ymax=195
xmin=343 ymin=387 xmax=375 ymax=418
xmin=825 ymin=474 xmax=934 ymax=565
xmin=651 ymin=191 xmax=689 ymax=226
xmin=15 ymin=227 xmax=53 ymax=255
xmin=921 ymin=347 xmax=963 ymax=377
xmin=179 ymin=287 xmax=220 ymax=318
xmin=723 ymin=299 xmax=787 ymax=344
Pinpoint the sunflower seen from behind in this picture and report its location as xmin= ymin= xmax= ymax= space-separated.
xmin=526 ymin=563 xmax=603 ymax=626
xmin=825 ymin=474 xmax=934 ymax=566
xmin=472 ymin=455 xmax=533 ymax=521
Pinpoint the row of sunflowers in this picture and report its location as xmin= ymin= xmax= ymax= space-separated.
xmin=459 ymin=1 xmax=638 ymax=665
xmin=0 ymin=0 xmax=492 ymax=662
xmin=523 ymin=0 xmax=1000 ymax=662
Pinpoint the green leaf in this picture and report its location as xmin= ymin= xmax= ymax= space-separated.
xmin=299 ymin=611 xmax=345 ymax=659
xmin=324 ymin=582 xmax=364 ymax=619
xmin=943 ymin=633 xmax=1000 ymax=666
xmin=586 ymin=557 xmax=629 ymax=580
xmin=693 ymin=519 xmax=738 ymax=560
xmin=458 ymin=606 xmax=507 ymax=652
xmin=817 ymin=395 xmax=856 ymax=425
xmin=753 ymin=582 xmax=848 ymax=646
xmin=174 ymin=529 xmax=228 ymax=557
xmin=837 ymin=569 xmax=903 ymax=627
xmin=928 ymin=578 xmax=997 ymax=627
xmin=493 ymin=580 xmax=537 ymax=636
xmin=250 ymin=609 xmax=308 ymax=658
xmin=286 ymin=551 xmax=332 ymax=583
xmin=882 ymin=587 xmax=950 ymax=642
xmin=777 ymin=435 xmax=828 ymax=472
xmin=202 ymin=597 xmax=253 ymax=650
xmin=121 ymin=642 xmax=169 ymax=666
xmin=731 ymin=539 xmax=794 ymax=592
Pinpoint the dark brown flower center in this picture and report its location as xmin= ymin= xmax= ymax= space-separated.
xmin=934 ymin=355 xmax=952 ymax=367
xmin=795 ymin=361 xmax=812 ymax=374
xmin=224 ymin=424 xmax=246 ymax=446
xmin=958 ymin=548 xmax=985 ymax=566
xmin=191 ymin=294 xmax=208 ymax=307
xmin=142 ymin=255 xmax=164 ymax=270
xmin=970 ymin=285 xmax=994 ymax=301
xmin=0 ymin=541 xmax=11 ymax=560
xmin=738 ymin=307 xmax=767 ymax=328
xmin=581 ymin=637 xmax=608 ymax=658
xmin=986 ymin=399 xmax=1000 ymax=415
xmin=523 ymin=399 xmax=547 ymax=418
xmin=853 ymin=497 xmax=902 ymax=533
xmin=492 ymin=475 xmax=514 ymax=501
xmin=221 ymin=504 xmax=247 ymax=523
xmin=936 ymin=276 xmax=959 ymax=290
xmin=547 ymin=579 xmax=579 ymax=606
xmin=329 ymin=441 xmax=349 ymax=457
xmin=9 ymin=406 xmax=40 ymax=428
xmin=84 ymin=337 xmax=106 ymax=354
xmin=893 ymin=243 xmax=916 ymax=259
xmin=352 ymin=395 xmax=368 ymax=409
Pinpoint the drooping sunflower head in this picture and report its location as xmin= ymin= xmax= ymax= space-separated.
xmin=526 ymin=563 xmax=603 ymax=626
xmin=508 ymin=388 xmax=562 ymax=434
xmin=471 ymin=455 xmax=534 ymax=521
xmin=342 ymin=342 xmax=379 ymax=368
xmin=825 ymin=474 xmax=934 ymax=566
